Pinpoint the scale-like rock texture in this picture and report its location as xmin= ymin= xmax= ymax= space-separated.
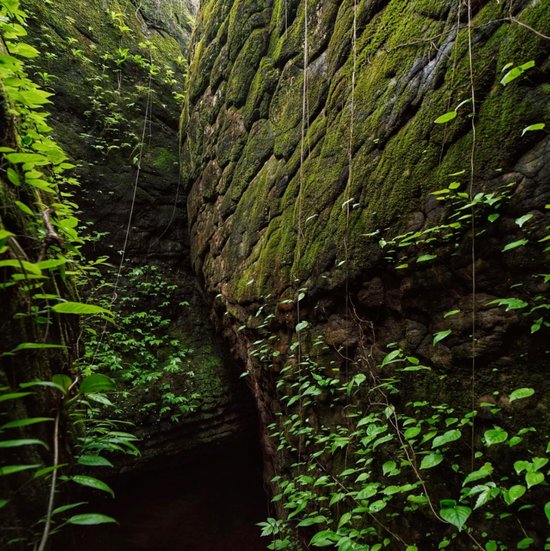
xmin=183 ymin=0 xmax=550 ymax=302
xmin=183 ymin=0 xmax=550 ymax=544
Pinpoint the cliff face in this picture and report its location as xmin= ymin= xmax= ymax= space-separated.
xmin=182 ymin=0 xmax=550 ymax=546
xmin=18 ymin=0 xmax=257 ymax=468
xmin=182 ymin=0 xmax=550 ymax=301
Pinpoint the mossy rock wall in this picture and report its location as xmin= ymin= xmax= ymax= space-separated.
xmin=182 ymin=0 xmax=550 ymax=302
xmin=182 ymin=0 xmax=550 ymax=545
xmin=18 ymin=0 xmax=257 ymax=468
xmin=21 ymin=0 xmax=192 ymax=262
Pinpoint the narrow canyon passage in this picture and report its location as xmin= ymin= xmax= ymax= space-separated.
xmin=64 ymin=437 xmax=268 ymax=551
xmin=2 ymin=0 xmax=550 ymax=549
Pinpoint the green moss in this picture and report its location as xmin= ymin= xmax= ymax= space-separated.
xmin=228 ymin=119 xmax=275 ymax=202
xmin=184 ymin=0 xmax=550 ymax=304
xmin=146 ymin=147 xmax=178 ymax=172
xmin=242 ymin=56 xmax=280 ymax=127
xmin=227 ymin=0 xmax=271 ymax=61
xmin=226 ymin=28 xmax=269 ymax=107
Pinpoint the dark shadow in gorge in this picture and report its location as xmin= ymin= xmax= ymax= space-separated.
xmin=60 ymin=436 xmax=269 ymax=551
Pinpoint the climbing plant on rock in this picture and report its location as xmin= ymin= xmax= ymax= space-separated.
xmin=0 ymin=1 xmax=140 ymax=547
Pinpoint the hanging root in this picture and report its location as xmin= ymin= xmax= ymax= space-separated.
xmin=38 ymin=208 xmax=63 ymax=262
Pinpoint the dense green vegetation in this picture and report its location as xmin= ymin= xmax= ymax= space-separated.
xmin=0 ymin=1 xmax=145 ymax=547
xmin=2 ymin=0 xmax=550 ymax=550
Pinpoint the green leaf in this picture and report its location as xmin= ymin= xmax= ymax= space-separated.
xmin=26 ymin=178 xmax=54 ymax=192
xmin=70 ymin=475 xmax=115 ymax=497
xmin=0 ymin=392 xmax=33 ymax=403
xmin=408 ymin=495 xmax=429 ymax=505
xmin=369 ymin=499 xmax=387 ymax=513
xmin=51 ymin=502 xmax=88 ymax=516
xmin=382 ymin=461 xmax=396 ymax=475
xmin=337 ymin=512 xmax=352 ymax=529
xmin=487 ymin=298 xmax=528 ymax=311
xmin=86 ymin=393 xmax=115 ymax=407
xmin=77 ymin=455 xmax=114 ymax=468
xmin=309 ymin=530 xmax=339 ymax=547
xmin=500 ymin=60 xmax=535 ymax=86
xmin=295 ymin=321 xmax=309 ymax=332
xmin=382 ymin=485 xmax=400 ymax=496
xmin=381 ymin=350 xmax=402 ymax=367
xmin=297 ymin=515 xmax=327 ymax=527
xmin=0 ymin=439 xmax=49 ymax=450
xmin=544 ymin=501 xmax=550 ymax=524
xmin=406 ymin=547 xmax=418 ymax=551
xmin=509 ymin=388 xmax=535 ymax=402
xmin=433 ymin=330 xmax=452 ymax=346
xmin=6 ymin=169 xmax=20 ymax=186
xmin=67 ymin=513 xmax=118 ymax=525
xmin=78 ymin=374 xmax=116 ymax=395
xmin=0 ymin=229 xmax=15 ymax=240
xmin=404 ymin=427 xmax=421 ymax=439
xmin=34 ymin=464 xmax=68 ymax=478
xmin=0 ymin=464 xmax=40 ymax=476
xmin=52 ymin=302 xmax=113 ymax=316
xmin=329 ymin=493 xmax=345 ymax=506
xmin=9 ymin=42 xmax=39 ymax=58
xmin=517 ymin=538 xmax=534 ymax=549
xmin=503 ymin=239 xmax=529 ymax=252
xmin=444 ymin=310 xmax=460 ymax=318
xmin=503 ymin=485 xmax=526 ymax=506
xmin=463 ymin=463 xmax=493 ymax=485
xmin=36 ymin=259 xmax=67 ymax=270
xmin=484 ymin=427 xmax=508 ymax=446
xmin=434 ymin=111 xmax=457 ymax=124
xmin=18 ymin=381 xmax=63 ymax=396
xmin=521 ymin=123 xmax=545 ymax=136
xmin=356 ymin=483 xmax=379 ymax=500
xmin=514 ymin=461 xmax=530 ymax=475
xmin=15 ymin=200 xmax=33 ymax=214
xmin=287 ymin=395 xmax=300 ymax=406
xmin=1 ymin=417 xmax=53 ymax=429
xmin=52 ymin=374 xmax=72 ymax=394
xmin=19 ymin=90 xmax=54 ymax=106
xmin=532 ymin=457 xmax=548 ymax=471
xmin=420 ymin=453 xmax=444 ymax=469
xmin=417 ymin=254 xmax=437 ymax=263
xmin=488 ymin=214 xmax=500 ymax=223
xmin=439 ymin=504 xmax=471 ymax=532
xmin=0 ymin=500 xmax=8 ymax=509
xmin=0 ymin=259 xmax=41 ymax=274
xmin=11 ymin=342 xmax=66 ymax=353
xmin=515 ymin=214 xmax=533 ymax=228
xmin=525 ymin=471 xmax=544 ymax=488
xmin=473 ymin=486 xmax=498 ymax=510
xmin=432 ymin=429 xmax=461 ymax=448
xmin=5 ymin=152 xmax=50 ymax=165
xmin=486 ymin=541 xmax=497 ymax=551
